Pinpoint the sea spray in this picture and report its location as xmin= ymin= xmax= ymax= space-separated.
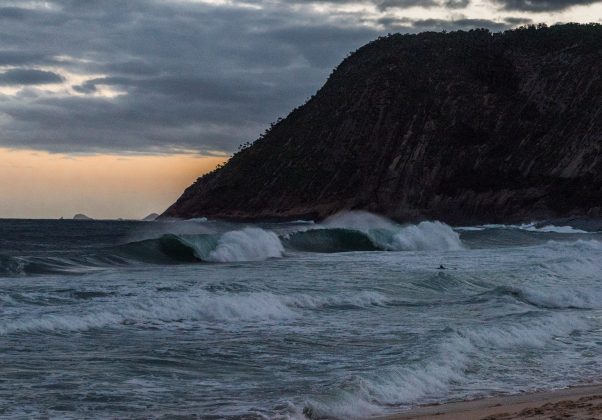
xmin=323 ymin=211 xmax=463 ymax=251
xmin=388 ymin=221 xmax=463 ymax=251
xmin=295 ymin=211 xmax=464 ymax=252
xmin=208 ymin=228 xmax=285 ymax=262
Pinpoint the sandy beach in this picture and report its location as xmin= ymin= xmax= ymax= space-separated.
xmin=381 ymin=385 xmax=602 ymax=419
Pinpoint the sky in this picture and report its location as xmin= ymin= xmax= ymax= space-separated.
xmin=0 ymin=0 xmax=600 ymax=219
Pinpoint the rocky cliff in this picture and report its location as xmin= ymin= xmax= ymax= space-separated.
xmin=163 ymin=24 xmax=602 ymax=224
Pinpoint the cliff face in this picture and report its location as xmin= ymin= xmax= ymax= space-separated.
xmin=163 ymin=24 xmax=602 ymax=224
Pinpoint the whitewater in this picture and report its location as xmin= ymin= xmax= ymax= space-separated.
xmin=1 ymin=212 xmax=601 ymax=419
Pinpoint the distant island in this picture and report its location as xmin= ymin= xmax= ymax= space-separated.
xmin=73 ymin=214 xmax=93 ymax=220
xmin=142 ymin=213 xmax=159 ymax=221
xmin=162 ymin=24 xmax=602 ymax=224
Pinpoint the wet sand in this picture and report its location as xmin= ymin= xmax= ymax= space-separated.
xmin=380 ymin=384 xmax=602 ymax=419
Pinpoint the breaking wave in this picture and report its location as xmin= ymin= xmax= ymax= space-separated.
xmin=0 ymin=213 xmax=465 ymax=276
xmin=0 ymin=228 xmax=285 ymax=276
xmin=0 ymin=290 xmax=392 ymax=335
xmin=207 ymin=228 xmax=284 ymax=262
xmin=491 ymin=285 xmax=602 ymax=309
xmin=285 ymin=211 xmax=463 ymax=252
xmin=0 ymin=292 xmax=294 ymax=335
xmin=119 ymin=228 xmax=285 ymax=263
xmin=304 ymin=312 xmax=590 ymax=419
xmin=387 ymin=221 xmax=464 ymax=251
xmin=0 ymin=254 xmax=106 ymax=276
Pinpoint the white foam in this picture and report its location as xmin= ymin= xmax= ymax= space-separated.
xmin=305 ymin=312 xmax=590 ymax=418
xmin=0 ymin=290 xmax=393 ymax=335
xmin=320 ymin=211 xmax=464 ymax=251
xmin=460 ymin=314 xmax=588 ymax=348
xmin=518 ymin=223 xmax=588 ymax=234
xmin=477 ymin=223 xmax=588 ymax=234
xmin=481 ymin=224 xmax=508 ymax=229
xmin=0 ymin=311 xmax=124 ymax=335
xmin=514 ymin=285 xmax=602 ymax=309
xmin=0 ymin=291 xmax=296 ymax=335
xmin=208 ymin=228 xmax=284 ymax=262
xmin=455 ymin=226 xmax=486 ymax=231
xmin=283 ymin=290 xmax=391 ymax=309
xmin=537 ymin=241 xmax=602 ymax=280
xmin=388 ymin=222 xmax=464 ymax=251
xmin=545 ymin=239 xmax=602 ymax=251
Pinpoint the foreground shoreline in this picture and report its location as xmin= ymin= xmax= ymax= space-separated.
xmin=379 ymin=384 xmax=602 ymax=419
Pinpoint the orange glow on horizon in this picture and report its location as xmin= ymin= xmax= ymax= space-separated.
xmin=0 ymin=148 xmax=227 ymax=219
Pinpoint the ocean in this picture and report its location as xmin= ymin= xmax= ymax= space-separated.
xmin=1 ymin=212 xmax=601 ymax=419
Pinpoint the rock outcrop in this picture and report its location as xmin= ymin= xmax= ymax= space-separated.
xmin=73 ymin=214 xmax=93 ymax=220
xmin=163 ymin=24 xmax=602 ymax=224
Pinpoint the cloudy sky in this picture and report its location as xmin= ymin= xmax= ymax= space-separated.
xmin=1 ymin=0 xmax=600 ymax=218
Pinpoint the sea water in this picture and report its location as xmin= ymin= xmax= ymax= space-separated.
xmin=1 ymin=212 xmax=601 ymax=418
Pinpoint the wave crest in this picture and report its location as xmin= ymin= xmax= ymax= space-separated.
xmin=492 ymin=284 xmax=602 ymax=310
xmin=207 ymin=228 xmax=284 ymax=262
xmin=0 ymin=290 xmax=392 ymax=335
xmin=304 ymin=312 xmax=590 ymax=418
xmin=387 ymin=221 xmax=463 ymax=251
xmin=312 ymin=212 xmax=463 ymax=252
xmin=120 ymin=228 xmax=284 ymax=264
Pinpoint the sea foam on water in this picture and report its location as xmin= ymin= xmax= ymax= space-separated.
xmin=207 ymin=227 xmax=285 ymax=262
xmin=2 ymin=215 xmax=602 ymax=419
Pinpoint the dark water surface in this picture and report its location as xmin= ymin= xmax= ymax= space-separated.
xmin=1 ymin=213 xmax=601 ymax=418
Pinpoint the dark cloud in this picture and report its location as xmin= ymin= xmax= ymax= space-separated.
xmin=0 ymin=7 xmax=30 ymax=20
xmin=278 ymin=0 xmax=468 ymax=9
xmin=377 ymin=0 xmax=437 ymax=11
xmin=0 ymin=0 xmax=382 ymax=153
xmin=0 ymin=0 xmax=593 ymax=154
xmin=494 ymin=0 xmax=601 ymax=11
xmin=504 ymin=16 xmax=534 ymax=25
xmin=0 ymin=51 xmax=50 ymax=66
xmin=378 ymin=15 xmax=525 ymax=31
xmin=444 ymin=0 xmax=471 ymax=8
xmin=411 ymin=18 xmax=516 ymax=31
xmin=376 ymin=16 xmax=413 ymax=28
xmin=0 ymin=69 xmax=64 ymax=85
